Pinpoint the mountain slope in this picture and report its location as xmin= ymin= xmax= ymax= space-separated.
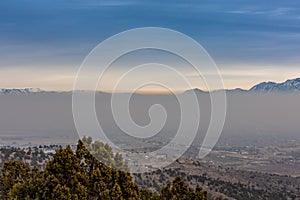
xmin=250 ymin=78 xmax=300 ymax=93
xmin=0 ymin=88 xmax=43 ymax=94
xmin=186 ymin=77 xmax=300 ymax=94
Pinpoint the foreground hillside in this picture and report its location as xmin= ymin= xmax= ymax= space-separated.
xmin=0 ymin=140 xmax=209 ymax=200
xmin=133 ymin=159 xmax=300 ymax=199
xmin=1 ymin=139 xmax=300 ymax=199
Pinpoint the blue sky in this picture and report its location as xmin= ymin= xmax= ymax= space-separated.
xmin=0 ymin=0 xmax=300 ymax=91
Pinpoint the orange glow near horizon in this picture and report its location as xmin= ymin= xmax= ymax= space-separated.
xmin=0 ymin=65 xmax=299 ymax=92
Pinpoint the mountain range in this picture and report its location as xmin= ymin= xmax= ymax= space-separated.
xmin=186 ymin=77 xmax=300 ymax=94
xmin=1 ymin=78 xmax=300 ymax=95
xmin=249 ymin=78 xmax=300 ymax=93
xmin=0 ymin=88 xmax=43 ymax=95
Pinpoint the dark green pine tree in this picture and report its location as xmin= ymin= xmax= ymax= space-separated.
xmin=45 ymin=145 xmax=88 ymax=199
xmin=0 ymin=138 xmax=209 ymax=200
xmin=0 ymin=161 xmax=31 ymax=199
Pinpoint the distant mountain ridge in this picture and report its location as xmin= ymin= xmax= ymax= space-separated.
xmin=0 ymin=88 xmax=105 ymax=95
xmin=185 ymin=77 xmax=300 ymax=94
xmin=1 ymin=78 xmax=300 ymax=95
xmin=0 ymin=88 xmax=44 ymax=94
xmin=249 ymin=78 xmax=300 ymax=93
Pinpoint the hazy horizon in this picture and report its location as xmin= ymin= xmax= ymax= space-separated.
xmin=0 ymin=92 xmax=299 ymax=147
xmin=1 ymin=76 xmax=300 ymax=95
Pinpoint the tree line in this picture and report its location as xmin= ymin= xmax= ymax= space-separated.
xmin=0 ymin=138 xmax=209 ymax=200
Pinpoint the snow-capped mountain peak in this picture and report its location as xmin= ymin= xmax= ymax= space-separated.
xmin=0 ymin=88 xmax=43 ymax=95
xmin=250 ymin=78 xmax=300 ymax=93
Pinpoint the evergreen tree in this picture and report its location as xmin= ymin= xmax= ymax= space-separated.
xmin=0 ymin=138 xmax=209 ymax=200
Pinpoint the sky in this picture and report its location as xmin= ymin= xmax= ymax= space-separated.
xmin=0 ymin=0 xmax=300 ymax=92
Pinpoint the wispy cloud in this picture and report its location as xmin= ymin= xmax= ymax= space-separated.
xmin=72 ymin=0 xmax=137 ymax=9
xmin=227 ymin=7 xmax=293 ymax=17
